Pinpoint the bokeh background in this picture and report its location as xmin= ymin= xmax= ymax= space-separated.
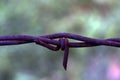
xmin=0 ymin=0 xmax=120 ymax=80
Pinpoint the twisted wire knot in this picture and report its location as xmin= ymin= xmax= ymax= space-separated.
xmin=1 ymin=32 xmax=120 ymax=70
xmin=59 ymin=38 xmax=66 ymax=51
xmin=59 ymin=38 xmax=69 ymax=70
xmin=35 ymin=37 xmax=69 ymax=70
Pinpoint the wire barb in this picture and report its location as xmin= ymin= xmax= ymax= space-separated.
xmin=1 ymin=32 xmax=120 ymax=70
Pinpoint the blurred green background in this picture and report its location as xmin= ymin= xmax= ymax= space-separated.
xmin=0 ymin=0 xmax=120 ymax=80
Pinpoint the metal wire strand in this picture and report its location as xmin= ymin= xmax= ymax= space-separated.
xmin=1 ymin=32 xmax=120 ymax=70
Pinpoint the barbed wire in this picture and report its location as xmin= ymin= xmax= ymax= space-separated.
xmin=0 ymin=32 xmax=120 ymax=70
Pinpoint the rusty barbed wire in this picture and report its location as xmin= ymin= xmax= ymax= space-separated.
xmin=0 ymin=32 xmax=120 ymax=70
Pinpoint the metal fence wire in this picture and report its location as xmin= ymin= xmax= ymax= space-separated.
xmin=0 ymin=32 xmax=120 ymax=70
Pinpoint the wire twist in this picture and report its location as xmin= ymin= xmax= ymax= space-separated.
xmin=0 ymin=32 xmax=120 ymax=70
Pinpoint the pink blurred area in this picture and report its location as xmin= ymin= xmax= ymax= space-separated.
xmin=107 ymin=59 xmax=120 ymax=80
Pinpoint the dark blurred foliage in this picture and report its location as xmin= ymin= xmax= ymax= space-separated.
xmin=0 ymin=0 xmax=120 ymax=80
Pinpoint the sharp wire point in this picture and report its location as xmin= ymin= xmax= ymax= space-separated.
xmin=62 ymin=38 xmax=69 ymax=70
